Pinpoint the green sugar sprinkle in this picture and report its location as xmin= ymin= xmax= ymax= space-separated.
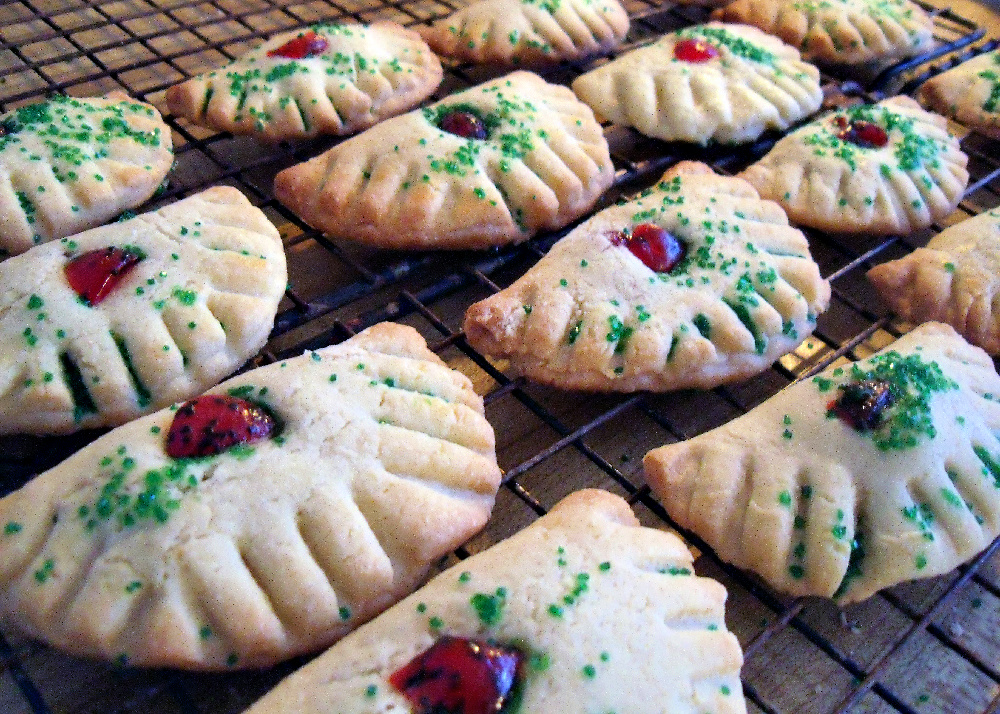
xmin=34 ymin=558 xmax=55 ymax=583
xmin=470 ymin=587 xmax=507 ymax=626
xmin=567 ymin=320 xmax=583 ymax=345
xmin=822 ymin=351 xmax=958 ymax=451
xmin=606 ymin=315 xmax=633 ymax=354
xmin=81 ymin=449 xmax=201 ymax=531
xmin=677 ymin=25 xmax=776 ymax=65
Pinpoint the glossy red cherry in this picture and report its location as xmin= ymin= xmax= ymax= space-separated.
xmin=166 ymin=395 xmax=276 ymax=458
xmin=439 ymin=110 xmax=489 ymax=140
xmin=610 ymin=223 xmax=686 ymax=273
xmin=673 ymin=38 xmax=720 ymax=63
xmin=267 ymin=31 xmax=329 ymax=59
xmin=64 ymin=247 xmax=144 ymax=306
xmin=389 ymin=637 xmax=523 ymax=714
xmin=829 ymin=379 xmax=895 ymax=431
xmin=832 ymin=116 xmax=889 ymax=148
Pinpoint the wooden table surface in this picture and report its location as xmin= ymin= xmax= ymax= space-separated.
xmin=1 ymin=0 xmax=999 ymax=712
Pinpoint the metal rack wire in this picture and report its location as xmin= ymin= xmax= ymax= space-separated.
xmin=1 ymin=0 xmax=999 ymax=712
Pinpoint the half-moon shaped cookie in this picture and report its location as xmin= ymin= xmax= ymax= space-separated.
xmin=711 ymin=0 xmax=935 ymax=66
xmin=917 ymin=50 xmax=1000 ymax=141
xmin=464 ymin=161 xmax=830 ymax=391
xmin=571 ymin=23 xmax=822 ymax=145
xmin=420 ymin=0 xmax=629 ymax=65
xmin=868 ymin=209 xmax=1000 ymax=354
xmin=273 ymin=71 xmax=614 ymax=250
xmin=246 ymin=489 xmax=746 ymax=713
xmin=0 ymin=92 xmax=173 ymax=256
xmin=166 ymin=22 xmax=442 ymax=141
xmin=739 ymin=96 xmax=969 ymax=235
xmin=645 ymin=322 xmax=1000 ymax=604
xmin=0 ymin=187 xmax=286 ymax=435
xmin=0 ymin=323 xmax=502 ymax=669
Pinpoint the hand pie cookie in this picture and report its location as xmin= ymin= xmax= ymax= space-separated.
xmin=419 ymin=0 xmax=629 ymax=65
xmin=571 ymin=23 xmax=823 ymax=146
xmin=711 ymin=0 xmax=935 ymax=65
xmin=0 ymin=323 xmax=502 ymax=669
xmin=739 ymin=96 xmax=969 ymax=235
xmin=274 ymin=71 xmax=614 ymax=250
xmin=0 ymin=92 xmax=172 ymax=256
xmin=867 ymin=210 xmax=1000 ymax=355
xmin=464 ymin=161 xmax=830 ymax=391
xmin=917 ymin=50 xmax=1000 ymax=140
xmin=166 ymin=22 xmax=442 ymax=141
xmin=246 ymin=489 xmax=746 ymax=714
xmin=0 ymin=187 xmax=286 ymax=436
xmin=645 ymin=322 xmax=1000 ymax=604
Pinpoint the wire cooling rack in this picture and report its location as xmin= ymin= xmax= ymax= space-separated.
xmin=1 ymin=1 xmax=1000 ymax=712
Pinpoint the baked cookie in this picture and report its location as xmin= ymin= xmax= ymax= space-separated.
xmin=166 ymin=22 xmax=443 ymax=142
xmin=711 ymin=0 xmax=935 ymax=66
xmin=274 ymin=71 xmax=614 ymax=250
xmin=464 ymin=161 xmax=830 ymax=391
xmin=0 ymin=322 xmax=502 ymax=669
xmin=0 ymin=187 xmax=286 ymax=436
xmin=419 ymin=0 xmax=629 ymax=66
xmin=917 ymin=50 xmax=1000 ymax=140
xmin=571 ymin=23 xmax=823 ymax=146
xmin=867 ymin=210 xmax=1000 ymax=355
xmin=739 ymin=96 xmax=969 ymax=235
xmin=645 ymin=322 xmax=1000 ymax=604
xmin=0 ymin=92 xmax=173 ymax=256
xmin=245 ymin=489 xmax=746 ymax=714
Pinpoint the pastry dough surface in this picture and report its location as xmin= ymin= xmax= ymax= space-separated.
xmin=739 ymin=96 xmax=969 ymax=235
xmin=274 ymin=71 xmax=614 ymax=250
xmin=420 ymin=0 xmax=629 ymax=65
xmin=645 ymin=322 xmax=1000 ymax=603
xmin=571 ymin=22 xmax=823 ymax=145
xmin=0 ymin=323 xmax=501 ymax=669
xmin=166 ymin=22 xmax=442 ymax=141
xmin=868 ymin=209 xmax=1000 ymax=354
xmin=246 ymin=489 xmax=746 ymax=714
xmin=0 ymin=187 xmax=287 ymax=435
xmin=711 ymin=0 xmax=935 ymax=65
xmin=917 ymin=50 xmax=1000 ymax=140
xmin=464 ymin=161 xmax=831 ymax=391
xmin=0 ymin=92 xmax=173 ymax=256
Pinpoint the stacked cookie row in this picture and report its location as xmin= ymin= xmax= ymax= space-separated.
xmin=1 ymin=4 xmax=999 ymax=713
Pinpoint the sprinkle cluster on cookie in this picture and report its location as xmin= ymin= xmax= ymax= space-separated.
xmin=166 ymin=22 xmax=442 ymax=140
xmin=0 ymin=94 xmax=172 ymax=255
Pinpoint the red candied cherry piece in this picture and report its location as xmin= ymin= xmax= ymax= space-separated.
xmin=389 ymin=636 xmax=523 ymax=714
xmin=829 ymin=379 xmax=894 ymax=431
xmin=610 ymin=222 xmax=686 ymax=273
xmin=166 ymin=395 xmax=276 ymax=458
xmin=832 ymin=116 xmax=889 ymax=148
xmin=64 ymin=247 xmax=144 ymax=306
xmin=673 ymin=38 xmax=719 ymax=63
xmin=439 ymin=110 xmax=489 ymax=140
xmin=267 ymin=30 xmax=329 ymax=59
